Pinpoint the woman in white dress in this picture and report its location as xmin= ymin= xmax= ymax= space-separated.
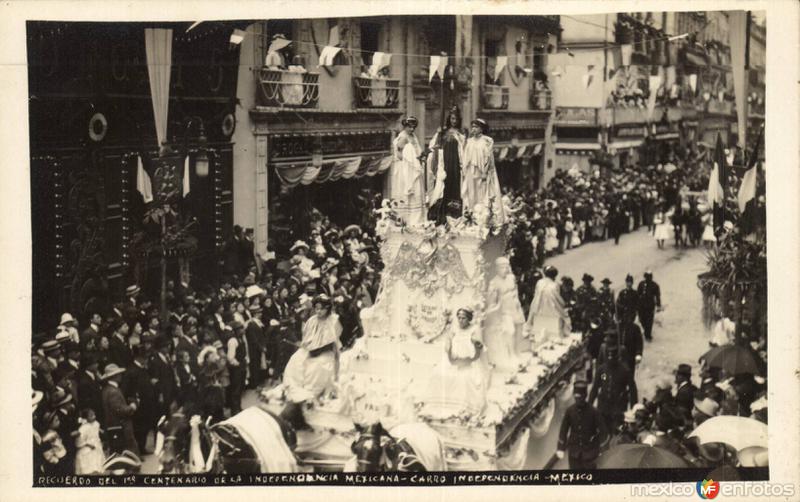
xmin=389 ymin=116 xmax=426 ymax=226
xmin=462 ymin=118 xmax=506 ymax=225
xmin=424 ymin=308 xmax=487 ymax=418
xmin=485 ymin=257 xmax=526 ymax=368
xmin=281 ymin=294 xmax=343 ymax=429
xmin=653 ymin=207 xmax=672 ymax=249
xmin=701 ymin=212 xmax=716 ymax=248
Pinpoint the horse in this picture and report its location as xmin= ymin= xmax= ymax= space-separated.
xmin=156 ymin=404 xmax=299 ymax=474
xmin=350 ymin=422 xmax=446 ymax=472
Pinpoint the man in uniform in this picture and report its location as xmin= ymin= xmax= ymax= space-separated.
xmin=597 ymin=278 xmax=615 ymax=327
xmin=556 ymin=381 xmax=607 ymax=469
xmin=619 ymin=319 xmax=644 ymax=377
xmin=615 ymin=274 xmax=639 ymax=325
xmin=574 ymin=274 xmax=599 ymax=333
xmin=637 ymin=270 xmax=662 ymax=341
xmin=589 ymin=344 xmax=638 ymax=431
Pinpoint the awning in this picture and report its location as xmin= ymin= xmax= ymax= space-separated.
xmin=654 ymin=132 xmax=680 ymax=140
xmin=274 ymin=153 xmax=390 ymax=187
xmin=608 ymin=138 xmax=644 ymax=149
xmin=554 ymin=142 xmax=601 ymax=151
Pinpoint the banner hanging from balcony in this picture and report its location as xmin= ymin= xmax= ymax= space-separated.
xmin=729 ymin=10 xmax=748 ymax=147
xmin=429 ymin=55 xmax=447 ymax=82
xmin=274 ymin=155 xmax=390 ymax=187
xmin=319 ymin=45 xmax=343 ymax=67
xmin=647 ymin=75 xmax=661 ymax=120
xmin=144 ymin=28 xmax=173 ymax=148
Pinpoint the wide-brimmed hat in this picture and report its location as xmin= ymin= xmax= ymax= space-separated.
xmin=344 ymin=224 xmax=362 ymax=236
xmin=41 ymin=340 xmax=60 ymax=353
xmin=245 ymin=285 xmax=266 ymax=299
xmin=103 ymin=450 xmax=142 ymax=474
xmin=290 ymin=240 xmax=309 ymax=253
xmin=268 ymin=33 xmax=292 ymax=54
xmin=100 ymin=363 xmax=126 ymax=380
xmin=55 ymin=330 xmax=72 ymax=344
xmin=471 ymin=118 xmax=489 ymax=133
xmin=32 ymin=391 xmax=44 ymax=413
xmin=738 ymin=446 xmax=769 ymax=467
xmin=676 ymin=363 xmax=692 ymax=378
xmin=601 ymin=278 xmax=612 ymax=285
xmin=401 ymin=116 xmax=418 ymax=128
xmin=693 ymin=397 xmax=720 ymax=417
xmin=312 ymin=294 xmax=333 ymax=309
xmin=59 ymin=313 xmax=77 ymax=326
xmin=321 ymin=258 xmax=340 ymax=275
xmin=582 ymin=273 xmax=594 ymax=283
xmin=249 ymin=303 xmax=263 ymax=313
xmin=125 ymin=285 xmax=141 ymax=297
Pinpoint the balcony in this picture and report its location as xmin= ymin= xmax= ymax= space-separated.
xmin=531 ymin=86 xmax=552 ymax=111
xmin=481 ymin=85 xmax=509 ymax=110
xmin=610 ymin=106 xmax=649 ymax=125
xmin=705 ymin=99 xmax=735 ymax=116
xmin=257 ymin=68 xmax=319 ymax=108
xmin=353 ymin=77 xmax=400 ymax=109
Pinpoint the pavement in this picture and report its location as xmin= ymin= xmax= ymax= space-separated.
xmin=141 ymin=227 xmax=711 ymax=473
xmin=532 ymin=226 xmax=711 ymax=468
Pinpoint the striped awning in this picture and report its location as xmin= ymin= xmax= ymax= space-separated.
xmin=608 ymin=138 xmax=644 ymax=149
xmin=554 ymin=142 xmax=601 ymax=151
xmin=274 ymin=154 xmax=391 ymax=187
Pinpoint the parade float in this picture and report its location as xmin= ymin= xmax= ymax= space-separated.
xmin=262 ymin=202 xmax=586 ymax=471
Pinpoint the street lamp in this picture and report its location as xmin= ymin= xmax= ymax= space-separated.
xmin=185 ymin=117 xmax=211 ymax=178
xmin=311 ymin=136 xmax=324 ymax=168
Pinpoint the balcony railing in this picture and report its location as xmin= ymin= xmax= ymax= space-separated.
xmin=353 ymin=77 xmax=400 ymax=109
xmin=481 ymin=85 xmax=509 ymax=110
xmin=257 ymin=68 xmax=319 ymax=108
xmin=531 ymin=86 xmax=552 ymax=111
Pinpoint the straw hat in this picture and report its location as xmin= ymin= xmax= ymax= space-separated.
xmin=100 ymin=363 xmax=126 ymax=380
xmin=268 ymin=33 xmax=292 ymax=54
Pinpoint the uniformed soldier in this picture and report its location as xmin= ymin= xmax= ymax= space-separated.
xmin=619 ymin=319 xmax=644 ymax=376
xmin=636 ymin=271 xmax=662 ymax=341
xmin=574 ymin=274 xmax=599 ymax=333
xmin=589 ymin=344 xmax=638 ymax=431
xmin=597 ymin=278 xmax=615 ymax=326
xmin=615 ymin=274 xmax=639 ymax=325
xmin=674 ymin=363 xmax=697 ymax=421
xmin=556 ymin=381 xmax=608 ymax=469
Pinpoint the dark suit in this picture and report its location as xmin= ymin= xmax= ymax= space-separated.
xmin=76 ymin=370 xmax=104 ymax=423
xmin=589 ymin=361 xmax=638 ymax=431
xmin=615 ymin=288 xmax=639 ymax=324
xmin=636 ymin=280 xmax=661 ymax=340
xmin=108 ymin=333 xmax=133 ymax=368
xmin=123 ymin=362 xmax=158 ymax=452
xmin=558 ymin=403 xmax=608 ymax=469
xmin=245 ymin=319 xmax=267 ymax=388
xmin=176 ymin=335 xmax=200 ymax=373
xmin=620 ymin=322 xmax=644 ymax=374
xmin=149 ymin=353 xmax=178 ymax=418
xmin=675 ymin=381 xmax=697 ymax=420
xmin=101 ymin=382 xmax=139 ymax=455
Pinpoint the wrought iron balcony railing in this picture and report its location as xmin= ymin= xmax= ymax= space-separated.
xmin=257 ymin=68 xmax=319 ymax=108
xmin=353 ymin=77 xmax=400 ymax=109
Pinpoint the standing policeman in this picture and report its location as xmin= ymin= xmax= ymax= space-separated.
xmin=557 ymin=381 xmax=608 ymax=469
xmin=597 ymin=278 xmax=615 ymax=327
xmin=615 ymin=274 xmax=639 ymax=325
xmin=637 ymin=271 xmax=662 ymax=341
xmin=589 ymin=344 xmax=638 ymax=431
xmin=574 ymin=274 xmax=599 ymax=333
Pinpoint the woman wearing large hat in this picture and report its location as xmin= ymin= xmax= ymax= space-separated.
xmin=265 ymin=33 xmax=292 ymax=69
xmin=280 ymin=293 xmax=343 ymax=430
xmin=388 ymin=116 xmax=426 ymax=226
xmin=463 ymin=118 xmax=506 ymax=225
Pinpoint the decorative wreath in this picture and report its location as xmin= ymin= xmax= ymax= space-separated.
xmin=221 ymin=113 xmax=236 ymax=137
xmin=88 ymin=113 xmax=108 ymax=142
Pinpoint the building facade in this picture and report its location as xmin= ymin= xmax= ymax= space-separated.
xmin=232 ymin=15 xmax=560 ymax=257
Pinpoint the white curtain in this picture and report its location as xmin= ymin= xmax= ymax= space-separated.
xmin=145 ymin=28 xmax=173 ymax=148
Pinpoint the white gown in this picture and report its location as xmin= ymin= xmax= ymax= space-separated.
xmin=525 ymin=277 xmax=571 ymax=346
xmin=283 ymin=313 xmax=342 ymax=403
xmin=485 ymin=274 xmax=526 ymax=369
xmin=462 ymin=135 xmax=506 ymax=225
xmin=389 ymin=131 xmax=426 ymax=226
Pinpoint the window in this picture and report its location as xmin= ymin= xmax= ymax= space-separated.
xmin=266 ymin=20 xmax=295 ymax=64
xmin=360 ymin=21 xmax=381 ymax=67
xmin=485 ymin=38 xmax=504 ymax=85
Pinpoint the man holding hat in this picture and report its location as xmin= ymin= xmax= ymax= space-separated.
xmin=636 ymin=270 xmax=662 ymax=341
xmin=557 ymin=381 xmax=608 ymax=469
xmin=101 ymin=363 xmax=139 ymax=455
xmin=589 ymin=343 xmax=638 ymax=431
xmin=615 ymin=274 xmax=639 ymax=325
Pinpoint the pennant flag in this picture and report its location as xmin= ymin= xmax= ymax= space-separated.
xmin=737 ymin=162 xmax=757 ymax=213
xmin=647 ymin=75 xmax=661 ymax=119
xmin=329 ymin=24 xmax=341 ymax=47
xmin=429 ymin=55 xmax=442 ymax=82
xmin=229 ymin=29 xmax=246 ymax=46
xmin=319 ymin=46 xmax=343 ymax=67
xmin=183 ymin=155 xmax=191 ymax=198
xmin=136 ymin=156 xmax=154 ymax=203
xmin=620 ymin=44 xmax=633 ymax=66
xmin=738 ymin=127 xmax=764 ymax=233
xmin=729 ymin=11 xmax=748 ymax=147
xmin=494 ymin=56 xmax=508 ymax=82
xmin=707 ymin=134 xmax=729 ymax=232
xmin=688 ymin=74 xmax=697 ymax=94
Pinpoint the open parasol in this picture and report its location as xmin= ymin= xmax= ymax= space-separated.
xmin=597 ymin=444 xmax=690 ymax=469
xmin=688 ymin=416 xmax=768 ymax=451
xmin=700 ymin=343 xmax=764 ymax=375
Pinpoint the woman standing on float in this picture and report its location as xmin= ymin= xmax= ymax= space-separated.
xmin=427 ymin=107 xmax=466 ymax=224
xmin=389 ymin=116 xmax=426 ymax=226
xmin=462 ymin=118 xmax=506 ymax=225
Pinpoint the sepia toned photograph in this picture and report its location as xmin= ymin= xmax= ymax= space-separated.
xmin=10 ymin=1 xmax=794 ymax=494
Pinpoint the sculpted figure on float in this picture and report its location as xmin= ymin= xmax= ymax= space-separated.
xmin=484 ymin=257 xmax=526 ymax=371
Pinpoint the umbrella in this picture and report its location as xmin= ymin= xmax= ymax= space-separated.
xmin=688 ymin=416 xmax=768 ymax=451
xmin=597 ymin=444 xmax=690 ymax=469
xmin=700 ymin=344 xmax=764 ymax=375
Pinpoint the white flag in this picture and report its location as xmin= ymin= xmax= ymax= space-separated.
xmin=737 ymin=165 xmax=757 ymax=213
xmin=229 ymin=29 xmax=246 ymax=46
xmin=136 ymin=156 xmax=153 ymax=203
xmin=429 ymin=55 xmax=442 ymax=82
xmin=706 ymin=162 xmax=723 ymax=205
xmin=688 ymin=74 xmax=697 ymax=94
xmin=183 ymin=155 xmax=191 ymax=197
xmin=494 ymin=56 xmax=508 ymax=82
xmin=621 ymin=44 xmax=633 ymax=66
xmin=319 ymin=46 xmax=343 ymax=67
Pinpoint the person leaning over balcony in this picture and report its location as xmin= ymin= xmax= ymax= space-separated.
xmin=265 ymin=33 xmax=291 ymax=70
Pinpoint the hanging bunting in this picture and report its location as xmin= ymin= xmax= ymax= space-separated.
xmin=182 ymin=156 xmax=191 ymax=197
xmin=494 ymin=55 xmax=508 ymax=82
xmin=229 ymin=29 xmax=246 ymax=46
xmin=429 ymin=55 xmax=442 ymax=82
xmin=319 ymin=45 xmax=343 ymax=67
xmin=136 ymin=156 xmax=153 ymax=203
xmin=647 ymin=75 xmax=661 ymax=120
xmin=688 ymin=74 xmax=697 ymax=94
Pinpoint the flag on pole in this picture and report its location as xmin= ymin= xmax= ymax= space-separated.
xmin=182 ymin=155 xmax=191 ymax=198
xmin=229 ymin=29 xmax=246 ymax=46
xmin=738 ymin=126 xmax=764 ymax=234
xmin=136 ymin=155 xmax=154 ymax=203
xmin=429 ymin=55 xmax=443 ymax=82
xmin=707 ymin=134 xmax=729 ymax=232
